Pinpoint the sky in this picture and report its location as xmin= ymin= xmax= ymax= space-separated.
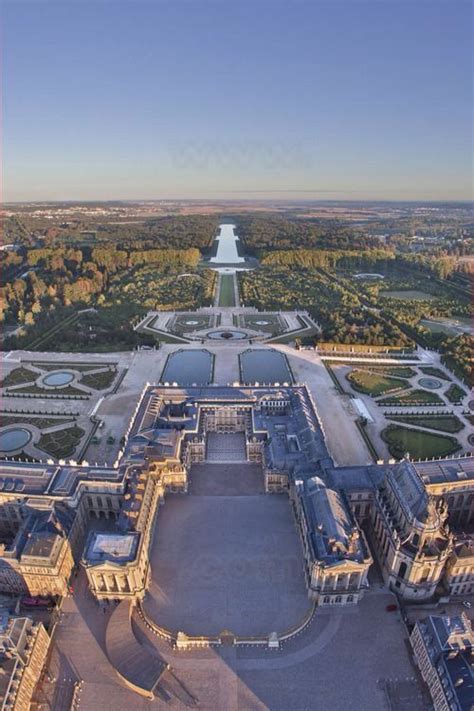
xmin=2 ymin=0 xmax=472 ymax=202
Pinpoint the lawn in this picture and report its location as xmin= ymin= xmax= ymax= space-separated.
xmin=218 ymin=274 xmax=236 ymax=306
xmin=346 ymin=369 xmax=409 ymax=396
xmin=37 ymin=425 xmax=85 ymax=459
xmin=386 ymin=414 xmax=464 ymax=434
xmin=381 ymin=290 xmax=436 ymax=301
xmin=445 ymin=383 xmax=467 ymax=403
xmin=357 ymin=365 xmax=417 ymax=379
xmin=419 ymin=317 xmax=472 ymax=337
xmin=381 ymin=424 xmax=461 ymax=460
xmin=379 ymin=389 xmax=444 ymax=406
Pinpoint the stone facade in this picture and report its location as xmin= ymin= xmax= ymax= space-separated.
xmin=0 ymin=613 xmax=50 ymax=711
xmin=0 ymin=386 xmax=473 ymax=608
xmin=291 ymin=477 xmax=372 ymax=605
xmin=411 ymin=613 xmax=474 ymax=710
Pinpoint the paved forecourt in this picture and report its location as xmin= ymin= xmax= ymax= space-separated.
xmin=143 ymin=485 xmax=310 ymax=637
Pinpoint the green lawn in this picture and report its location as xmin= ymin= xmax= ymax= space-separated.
xmin=381 ymin=289 xmax=436 ymax=301
xmin=218 ymin=274 xmax=236 ymax=307
xmin=346 ymin=369 xmax=409 ymax=396
xmin=381 ymin=424 xmax=461 ymax=460
xmin=379 ymin=389 xmax=443 ymax=406
xmin=386 ymin=414 xmax=464 ymax=434
xmin=445 ymin=383 xmax=467 ymax=403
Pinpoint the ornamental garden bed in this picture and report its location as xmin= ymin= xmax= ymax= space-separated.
xmin=80 ymin=369 xmax=117 ymax=390
xmin=0 ymin=415 xmax=76 ymax=429
xmin=37 ymin=425 xmax=85 ymax=459
xmin=419 ymin=366 xmax=452 ymax=382
xmin=346 ymin=370 xmax=410 ymax=396
xmin=385 ymin=414 xmax=464 ymax=434
xmin=378 ymin=390 xmax=444 ymax=406
xmin=0 ymin=367 xmax=38 ymax=388
xmin=445 ymin=384 xmax=467 ymax=404
xmin=381 ymin=424 xmax=461 ymax=460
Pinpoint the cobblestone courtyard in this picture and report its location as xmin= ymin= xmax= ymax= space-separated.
xmin=143 ymin=489 xmax=310 ymax=637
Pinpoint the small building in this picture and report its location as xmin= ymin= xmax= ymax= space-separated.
xmin=291 ymin=476 xmax=372 ymax=605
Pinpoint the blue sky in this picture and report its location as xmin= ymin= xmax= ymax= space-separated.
xmin=2 ymin=0 xmax=472 ymax=201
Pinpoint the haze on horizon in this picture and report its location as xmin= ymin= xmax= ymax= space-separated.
xmin=2 ymin=0 xmax=472 ymax=203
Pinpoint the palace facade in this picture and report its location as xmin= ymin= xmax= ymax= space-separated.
xmin=0 ymin=385 xmax=472 ymax=609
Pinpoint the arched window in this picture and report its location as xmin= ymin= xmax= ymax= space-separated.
xmin=398 ymin=561 xmax=408 ymax=580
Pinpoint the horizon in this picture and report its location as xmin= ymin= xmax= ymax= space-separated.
xmin=3 ymin=0 xmax=473 ymax=203
xmin=3 ymin=196 xmax=474 ymax=207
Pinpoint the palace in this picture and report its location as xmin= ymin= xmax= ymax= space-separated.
xmin=0 ymin=385 xmax=473 ymax=611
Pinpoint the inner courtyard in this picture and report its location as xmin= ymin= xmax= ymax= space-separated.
xmin=143 ymin=463 xmax=311 ymax=637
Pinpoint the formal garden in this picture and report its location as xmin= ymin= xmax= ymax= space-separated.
xmin=346 ymin=370 xmax=411 ymax=397
xmin=378 ymin=389 xmax=444 ymax=406
xmin=170 ymin=313 xmax=214 ymax=336
xmin=37 ymin=425 xmax=85 ymax=459
xmin=325 ymin=360 xmax=469 ymax=461
xmin=1 ymin=361 xmax=121 ymax=399
xmin=381 ymin=424 xmax=461 ymax=460
xmin=0 ymin=409 xmax=88 ymax=460
xmin=237 ymin=313 xmax=286 ymax=335
xmin=385 ymin=413 xmax=464 ymax=434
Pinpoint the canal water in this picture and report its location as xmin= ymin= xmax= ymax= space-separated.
xmin=210 ymin=224 xmax=245 ymax=264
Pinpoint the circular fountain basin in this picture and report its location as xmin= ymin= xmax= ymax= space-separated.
xmin=0 ymin=428 xmax=32 ymax=452
xmin=207 ymin=330 xmax=248 ymax=340
xmin=418 ymin=377 xmax=442 ymax=390
xmin=42 ymin=371 xmax=75 ymax=387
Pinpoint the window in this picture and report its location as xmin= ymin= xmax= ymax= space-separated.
xmin=323 ymin=596 xmax=330 ymax=603
xmin=398 ymin=561 xmax=408 ymax=580
xmin=420 ymin=566 xmax=430 ymax=583
xmin=347 ymin=595 xmax=354 ymax=603
xmin=335 ymin=596 xmax=342 ymax=604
